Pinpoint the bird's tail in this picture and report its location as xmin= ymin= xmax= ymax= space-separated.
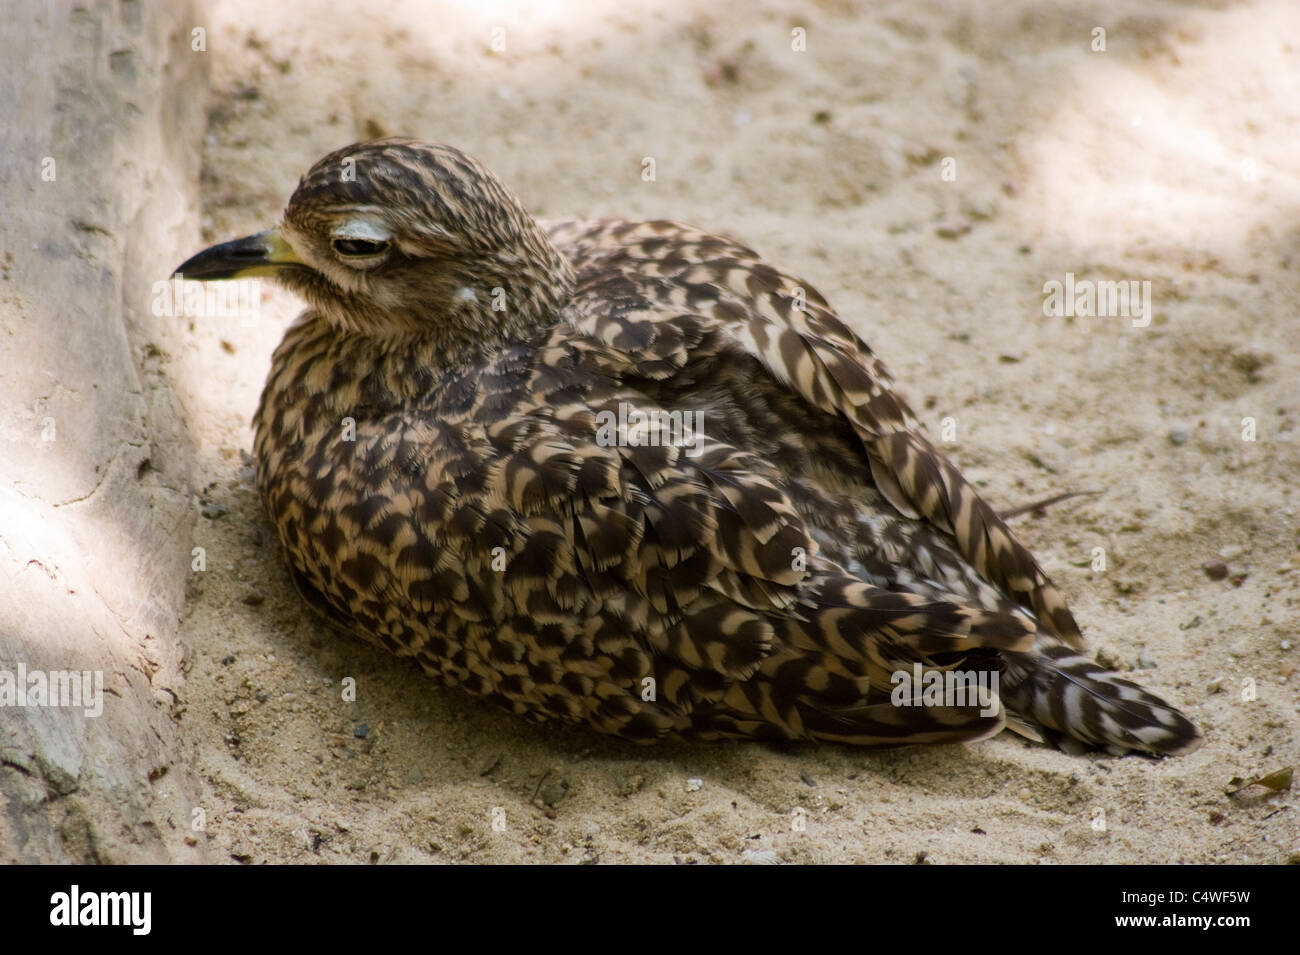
xmin=1000 ymin=641 xmax=1203 ymax=756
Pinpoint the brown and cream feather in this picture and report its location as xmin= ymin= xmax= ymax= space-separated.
xmin=182 ymin=139 xmax=1201 ymax=755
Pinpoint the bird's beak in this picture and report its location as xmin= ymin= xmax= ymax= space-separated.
xmin=171 ymin=228 xmax=302 ymax=280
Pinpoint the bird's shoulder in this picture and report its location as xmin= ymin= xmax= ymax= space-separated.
xmin=545 ymin=217 xmax=910 ymax=406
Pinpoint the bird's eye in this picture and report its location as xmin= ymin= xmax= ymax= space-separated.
xmin=331 ymin=237 xmax=389 ymax=257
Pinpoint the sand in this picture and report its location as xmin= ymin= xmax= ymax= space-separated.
xmin=174 ymin=0 xmax=1298 ymax=863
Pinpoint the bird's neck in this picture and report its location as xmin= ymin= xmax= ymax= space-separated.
xmin=291 ymin=236 xmax=576 ymax=375
xmin=427 ymin=239 xmax=576 ymax=371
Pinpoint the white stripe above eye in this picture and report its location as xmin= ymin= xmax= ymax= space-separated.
xmin=331 ymin=219 xmax=392 ymax=242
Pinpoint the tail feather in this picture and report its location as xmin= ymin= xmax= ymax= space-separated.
xmin=1001 ymin=642 xmax=1203 ymax=756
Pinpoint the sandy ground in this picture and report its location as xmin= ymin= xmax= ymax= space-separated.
xmin=172 ymin=0 xmax=1299 ymax=863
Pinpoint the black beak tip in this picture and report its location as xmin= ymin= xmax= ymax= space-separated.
xmin=171 ymin=232 xmax=277 ymax=281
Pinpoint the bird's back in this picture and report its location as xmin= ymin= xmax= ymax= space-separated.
xmin=252 ymin=213 xmax=1201 ymax=754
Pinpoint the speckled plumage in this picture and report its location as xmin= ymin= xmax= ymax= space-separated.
xmin=181 ymin=139 xmax=1201 ymax=755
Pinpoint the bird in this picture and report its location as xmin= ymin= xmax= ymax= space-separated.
xmin=174 ymin=138 xmax=1202 ymax=756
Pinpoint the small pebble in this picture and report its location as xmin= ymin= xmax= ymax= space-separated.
xmin=1206 ymin=677 xmax=1223 ymax=695
xmin=1218 ymin=544 xmax=1244 ymax=560
xmin=935 ymin=218 xmax=972 ymax=240
xmin=1168 ymin=427 xmax=1189 ymax=446
xmin=1137 ymin=649 xmax=1158 ymax=669
xmin=1202 ymin=558 xmax=1229 ymax=580
xmin=242 ymin=591 xmax=265 ymax=606
xmin=741 ymin=849 xmax=781 ymax=865
xmin=200 ymin=500 xmax=229 ymax=519
xmin=963 ymin=196 xmax=997 ymax=221
xmin=220 ymin=655 xmax=236 ymax=666
xmin=685 ymin=777 xmax=704 ymax=792
xmin=353 ymin=724 xmax=369 ymax=739
xmin=539 ymin=777 xmax=570 ymax=807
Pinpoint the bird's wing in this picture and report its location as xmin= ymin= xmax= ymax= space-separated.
xmin=426 ymin=316 xmax=1037 ymax=742
xmin=547 ymin=217 xmax=1083 ymax=648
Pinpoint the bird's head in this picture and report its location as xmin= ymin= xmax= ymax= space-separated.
xmin=173 ymin=139 xmax=575 ymax=349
